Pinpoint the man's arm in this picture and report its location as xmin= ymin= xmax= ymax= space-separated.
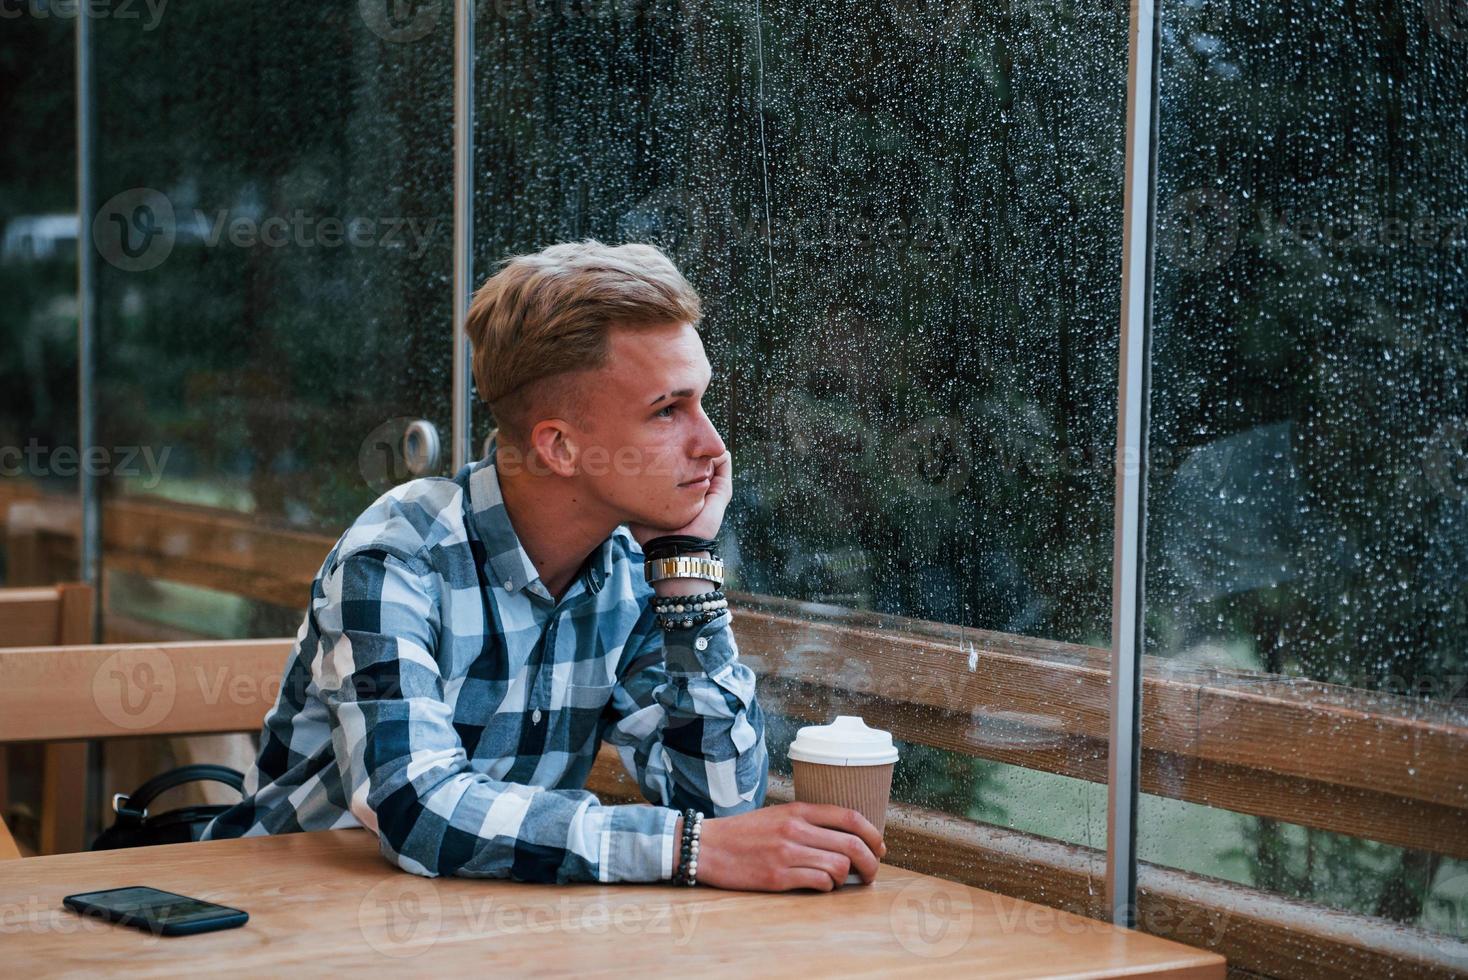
xmin=604 ymin=553 xmax=886 ymax=891
xmin=620 ymin=442 xmax=890 ymax=891
xmin=315 ymin=547 xmax=678 ymax=883
xmin=601 ymin=593 xmax=768 ymax=817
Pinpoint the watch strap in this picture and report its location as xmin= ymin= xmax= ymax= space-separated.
xmin=645 ymin=555 xmax=725 ymax=587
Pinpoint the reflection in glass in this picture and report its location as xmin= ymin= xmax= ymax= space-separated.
xmin=92 ymin=5 xmax=455 ymax=538
xmin=1146 ymin=0 xmax=1468 ymax=948
xmin=84 ymin=4 xmax=456 ymax=639
xmin=0 ymin=16 xmax=79 ymax=559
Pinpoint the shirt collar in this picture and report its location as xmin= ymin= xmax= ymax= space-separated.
xmin=463 ymin=440 xmax=615 ymax=601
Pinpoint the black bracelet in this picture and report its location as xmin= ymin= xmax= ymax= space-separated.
xmin=675 ymin=809 xmax=703 ymax=886
xmin=657 ymin=608 xmax=728 ymax=631
xmin=644 ymin=536 xmax=720 ymax=562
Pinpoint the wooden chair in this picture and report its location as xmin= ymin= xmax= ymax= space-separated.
xmin=2 ymin=495 xmax=82 ymax=594
xmin=0 ymin=583 xmax=95 ymax=855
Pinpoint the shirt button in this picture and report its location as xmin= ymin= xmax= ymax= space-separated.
xmin=504 ymin=581 xmax=513 ymax=591
xmin=532 ymin=708 xmax=542 ymax=724
xmin=695 ymin=637 xmax=709 ymax=651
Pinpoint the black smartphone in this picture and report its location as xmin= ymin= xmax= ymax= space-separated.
xmin=62 ymin=886 xmax=248 ymax=937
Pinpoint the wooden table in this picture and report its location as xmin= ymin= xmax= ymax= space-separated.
xmin=0 ymin=830 xmax=1224 ymax=977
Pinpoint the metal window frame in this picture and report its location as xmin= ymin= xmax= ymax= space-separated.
xmin=451 ymin=0 xmax=476 ymax=472
xmin=76 ymin=2 xmax=99 ymax=638
xmin=1108 ymin=0 xmax=1162 ymax=928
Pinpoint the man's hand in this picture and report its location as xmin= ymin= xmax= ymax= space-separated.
xmin=678 ymin=802 xmax=887 ymax=892
xmin=628 ymin=450 xmax=733 ymax=546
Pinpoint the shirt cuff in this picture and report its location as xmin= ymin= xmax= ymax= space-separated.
xmin=661 ymin=610 xmax=735 ymax=675
xmin=597 ymin=803 xmax=681 ymax=882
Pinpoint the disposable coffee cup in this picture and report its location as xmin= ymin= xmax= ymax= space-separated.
xmin=788 ymin=715 xmax=899 ymax=884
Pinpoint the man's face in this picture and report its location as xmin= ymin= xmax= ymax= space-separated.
xmin=571 ymin=321 xmax=726 ymax=529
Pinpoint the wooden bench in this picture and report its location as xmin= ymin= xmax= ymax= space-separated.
xmin=0 ymin=637 xmax=290 ymax=857
xmin=0 ymin=812 xmax=18 ymax=860
xmin=0 ymin=637 xmax=638 ymax=847
xmin=0 ymin=583 xmax=95 ymax=855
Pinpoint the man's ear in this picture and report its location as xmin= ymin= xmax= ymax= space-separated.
xmin=527 ymin=419 xmax=579 ymax=478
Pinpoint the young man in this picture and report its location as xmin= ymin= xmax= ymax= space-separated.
xmin=203 ymin=240 xmax=884 ymax=891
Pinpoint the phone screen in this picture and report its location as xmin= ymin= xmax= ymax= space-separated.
xmin=66 ymin=887 xmax=246 ymax=928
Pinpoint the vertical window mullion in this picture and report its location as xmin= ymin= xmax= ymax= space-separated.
xmin=1107 ymin=0 xmax=1162 ymax=930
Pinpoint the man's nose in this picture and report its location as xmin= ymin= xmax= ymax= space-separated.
xmin=693 ymin=407 xmax=726 ymax=458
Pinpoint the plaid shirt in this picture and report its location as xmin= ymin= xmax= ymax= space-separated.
xmin=202 ymin=445 xmax=767 ymax=883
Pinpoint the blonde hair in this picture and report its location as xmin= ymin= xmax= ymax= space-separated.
xmin=466 ymin=239 xmax=703 ymax=451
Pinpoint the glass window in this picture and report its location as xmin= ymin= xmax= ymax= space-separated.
xmin=0 ymin=15 xmax=78 ymax=587
xmin=1145 ymin=0 xmax=1468 ymax=959
xmin=90 ymin=3 xmax=456 ymax=638
xmin=476 ymin=0 xmax=1128 ymax=853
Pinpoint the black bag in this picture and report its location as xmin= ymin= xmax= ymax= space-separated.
xmin=91 ymin=764 xmax=245 ymax=851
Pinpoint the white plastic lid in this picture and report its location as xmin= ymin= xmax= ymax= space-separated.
xmin=787 ymin=715 xmax=899 ymax=766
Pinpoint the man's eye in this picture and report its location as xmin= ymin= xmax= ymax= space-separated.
xmin=655 ymin=405 xmax=675 ymax=418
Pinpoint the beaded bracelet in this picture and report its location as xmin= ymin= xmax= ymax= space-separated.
xmin=655 ymin=590 xmax=729 ymax=631
xmin=652 ymin=590 xmax=725 ymax=615
xmin=676 ymin=809 xmax=703 ymax=886
xmin=654 ymin=591 xmax=726 ymax=625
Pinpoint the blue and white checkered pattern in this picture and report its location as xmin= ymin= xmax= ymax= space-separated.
xmin=201 ymin=444 xmax=767 ymax=883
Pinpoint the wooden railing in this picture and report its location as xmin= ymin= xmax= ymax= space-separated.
xmin=735 ymin=597 xmax=1468 ymax=861
xmin=4 ymin=480 xmax=1467 ymax=978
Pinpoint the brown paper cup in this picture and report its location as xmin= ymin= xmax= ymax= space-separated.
xmin=791 ymin=759 xmax=895 ymax=836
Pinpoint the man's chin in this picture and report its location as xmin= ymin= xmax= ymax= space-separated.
xmin=629 ymin=499 xmax=704 ymax=534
